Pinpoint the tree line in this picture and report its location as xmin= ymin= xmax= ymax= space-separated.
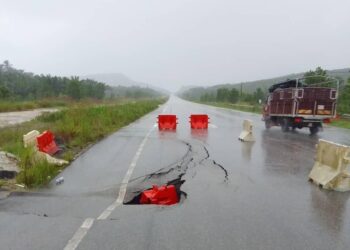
xmin=0 ymin=61 xmax=106 ymax=100
xmin=181 ymin=67 xmax=350 ymax=113
xmin=0 ymin=61 xmax=163 ymax=101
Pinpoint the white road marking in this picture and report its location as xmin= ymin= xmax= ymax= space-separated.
xmin=63 ymin=218 xmax=94 ymax=250
xmin=209 ymin=124 xmax=218 ymax=128
xmin=64 ymin=105 xmax=166 ymax=250
xmin=97 ymin=127 xmax=153 ymax=220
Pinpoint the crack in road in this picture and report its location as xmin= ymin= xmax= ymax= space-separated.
xmin=124 ymin=141 xmax=228 ymax=204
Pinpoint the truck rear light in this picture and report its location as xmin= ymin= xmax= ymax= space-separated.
xmin=294 ymin=118 xmax=302 ymax=123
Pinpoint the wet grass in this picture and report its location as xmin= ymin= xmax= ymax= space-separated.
xmin=197 ymin=101 xmax=262 ymax=114
xmin=0 ymin=99 xmax=165 ymax=188
xmin=0 ymin=99 xmax=68 ymax=112
xmin=329 ymin=119 xmax=350 ymax=129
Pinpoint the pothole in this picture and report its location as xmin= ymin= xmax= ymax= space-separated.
xmin=123 ymin=141 xmax=228 ymax=205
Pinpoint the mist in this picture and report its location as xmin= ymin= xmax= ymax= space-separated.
xmin=1 ymin=0 xmax=349 ymax=92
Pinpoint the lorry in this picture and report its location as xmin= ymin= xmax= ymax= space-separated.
xmin=262 ymin=78 xmax=338 ymax=135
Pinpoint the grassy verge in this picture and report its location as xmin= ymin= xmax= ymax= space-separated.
xmin=0 ymin=99 xmax=165 ymax=188
xmin=329 ymin=119 xmax=350 ymax=129
xmin=0 ymin=99 xmax=70 ymax=112
xmin=197 ymin=101 xmax=262 ymax=114
xmin=197 ymin=101 xmax=350 ymax=130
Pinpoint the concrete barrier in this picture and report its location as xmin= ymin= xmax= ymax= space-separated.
xmin=309 ymin=139 xmax=350 ymax=192
xmin=238 ymin=120 xmax=255 ymax=142
xmin=23 ymin=130 xmax=68 ymax=166
xmin=23 ymin=130 xmax=40 ymax=148
xmin=35 ymin=151 xmax=68 ymax=166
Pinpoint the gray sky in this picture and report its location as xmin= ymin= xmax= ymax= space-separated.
xmin=1 ymin=0 xmax=349 ymax=92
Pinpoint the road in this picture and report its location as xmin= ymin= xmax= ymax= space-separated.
xmin=1 ymin=96 xmax=350 ymax=250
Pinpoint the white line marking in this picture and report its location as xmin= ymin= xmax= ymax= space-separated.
xmin=63 ymin=218 xmax=94 ymax=250
xmin=64 ymin=105 xmax=167 ymax=250
xmin=97 ymin=127 xmax=154 ymax=220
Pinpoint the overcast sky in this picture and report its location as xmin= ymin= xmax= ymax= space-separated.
xmin=1 ymin=0 xmax=349 ymax=92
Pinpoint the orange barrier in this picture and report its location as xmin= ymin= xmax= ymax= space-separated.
xmin=190 ymin=114 xmax=209 ymax=129
xmin=36 ymin=130 xmax=60 ymax=155
xmin=158 ymin=115 xmax=177 ymax=130
xmin=140 ymin=185 xmax=178 ymax=205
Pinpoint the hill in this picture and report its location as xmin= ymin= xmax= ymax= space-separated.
xmin=178 ymin=68 xmax=350 ymax=100
xmin=83 ymin=73 xmax=169 ymax=95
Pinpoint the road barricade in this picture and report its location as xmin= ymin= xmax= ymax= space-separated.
xmin=238 ymin=120 xmax=255 ymax=142
xmin=36 ymin=130 xmax=60 ymax=155
xmin=23 ymin=130 xmax=40 ymax=148
xmin=190 ymin=114 xmax=209 ymax=129
xmin=309 ymin=139 xmax=350 ymax=191
xmin=140 ymin=185 xmax=178 ymax=205
xmin=158 ymin=115 xmax=177 ymax=130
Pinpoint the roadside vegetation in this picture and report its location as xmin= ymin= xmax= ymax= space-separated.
xmin=180 ymin=67 xmax=350 ymax=129
xmin=0 ymin=60 xmax=167 ymax=189
xmin=0 ymin=60 xmax=164 ymax=112
xmin=0 ymin=99 xmax=165 ymax=188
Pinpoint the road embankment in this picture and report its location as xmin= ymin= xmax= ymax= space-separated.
xmin=0 ymin=99 xmax=166 ymax=189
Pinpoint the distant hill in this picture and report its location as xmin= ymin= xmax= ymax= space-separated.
xmin=178 ymin=68 xmax=350 ymax=100
xmin=83 ymin=73 xmax=169 ymax=94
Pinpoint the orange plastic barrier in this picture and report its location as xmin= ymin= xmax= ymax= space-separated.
xmin=36 ymin=130 xmax=60 ymax=155
xmin=158 ymin=115 xmax=177 ymax=130
xmin=140 ymin=185 xmax=179 ymax=205
xmin=190 ymin=114 xmax=209 ymax=129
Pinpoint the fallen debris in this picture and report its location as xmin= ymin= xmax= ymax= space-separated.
xmin=0 ymin=151 xmax=19 ymax=179
xmin=55 ymin=177 xmax=64 ymax=185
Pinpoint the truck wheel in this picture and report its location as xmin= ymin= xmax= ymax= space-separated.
xmin=309 ymin=126 xmax=319 ymax=135
xmin=281 ymin=118 xmax=290 ymax=132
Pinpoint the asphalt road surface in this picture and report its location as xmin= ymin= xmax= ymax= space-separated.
xmin=1 ymin=96 xmax=350 ymax=250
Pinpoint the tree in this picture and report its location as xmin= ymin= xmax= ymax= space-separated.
xmin=216 ymin=88 xmax=230 ymax=102
xmin=0 ymin=85 xmax=10 ymax=98
xmin=304 ymin=67 xmax=334 ymax=86
xmin=338 ymin=78 xmax=350 ymax=113
xmin=66 ymin=77 xmax=81 ymax=100
xmin=228 ymin=88 xmax=239 ymax=103
xmin=253 ymin=87 xmax=265 ymax=103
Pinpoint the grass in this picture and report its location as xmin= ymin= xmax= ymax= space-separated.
xmin=198 ymin=101 xmax=262 ymax=114
xmin=0 ymin=98 xmax=70 ymax=112
xmin=329 ymin=119 xmax=350 ymax=129
xmin=0 ymin=98 xmax=165 ymax=188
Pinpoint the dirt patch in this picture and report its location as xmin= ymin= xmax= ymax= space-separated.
xmin=0 ymin=108 xmax=58 ymax=128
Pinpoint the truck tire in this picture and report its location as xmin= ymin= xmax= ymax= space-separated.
xmin=309 ymin=126 xmax=319 ymax=135
xmin=281 ymin=118 xmax=290 ymax=132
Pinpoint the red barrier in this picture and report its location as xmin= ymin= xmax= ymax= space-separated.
xmin=36 ymin=130 xmax=60 ymax=155
xmin=158 ymin=115 xmax=177 ymax=130
xmin=190 ymin=114 xmax=209 ymax=129
xmin=140 ymin=185 xmax=179 ymax=205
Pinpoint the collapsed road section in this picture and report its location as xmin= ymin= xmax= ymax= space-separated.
xmin=124 ymin=140 xmax=228 ymax=205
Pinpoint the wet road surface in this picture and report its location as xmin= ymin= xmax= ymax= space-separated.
xmin=1 ymin=96 xmax=350 ymax=250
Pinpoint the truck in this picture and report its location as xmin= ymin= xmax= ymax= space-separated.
xmin=262 ymin=78 xmax=338 ymax=135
